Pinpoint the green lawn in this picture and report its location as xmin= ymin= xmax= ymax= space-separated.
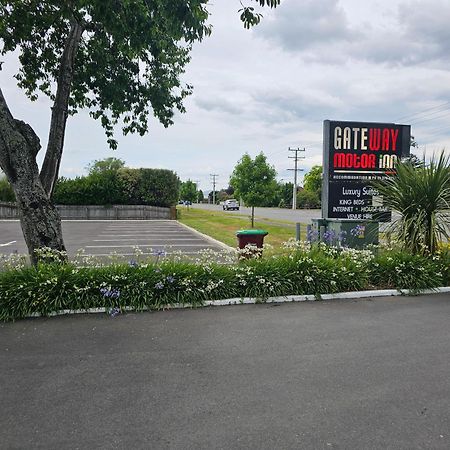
xmin=177 ymin=206 xmax=306 ymax=248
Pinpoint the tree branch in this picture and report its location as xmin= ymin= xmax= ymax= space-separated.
xmin=40 ymin=20 xmax=84 ymax=197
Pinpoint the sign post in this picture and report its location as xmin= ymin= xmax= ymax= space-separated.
xmin=323 ymin=120 xmax=410 ymax=221
xmin=314 ymin=120 xmax=410 ymax=248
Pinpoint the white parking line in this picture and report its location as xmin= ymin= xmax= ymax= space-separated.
xmin=93 ymin=238 xmax=203 ymax=242
xmin=85 ymin=244 xmax=212 ymax=248
xmin=82 ymin=252 xmax=210 ymax=257
xmin=0 ymin=240 xmax=16 ymax=247
xmin=99 ymin=232 xmax=191 ymax=236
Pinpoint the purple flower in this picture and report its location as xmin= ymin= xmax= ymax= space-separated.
xmin=350 ymin=225 xmax=365 ymax=237
xmin=153 ymin=249 xmax=167 ymax=257
xmin=166 ymin=276 xmax=175 ymax=284
xmin=323 ymin=229 xmax=336 ymax=243
xmin=100 ymin=287 xmax=109 ymax=296
xmin=100 ymin=287 xmax=121 ymax=299
xmin=109 ymin=307 xmax=120 ymax=317
xmin=307 ymin=229 xmax=319 ymax=242
xmin=110 ymin=289 xmax=120 ymax=300
xmin=155 ymin=281 xmax=164 ymax=290
xmin=128 ymin=259 xmax=138 ymax=267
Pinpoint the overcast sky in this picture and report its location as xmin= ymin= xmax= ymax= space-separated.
xmin=1 ymin=0 xmax=450 ymax=191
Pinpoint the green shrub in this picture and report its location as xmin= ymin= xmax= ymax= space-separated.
xmin=0 ymin=246 xmax=447 ymax=321
xmin=0 ymin=177 xmax=15 ymax=202
xmin=53 ymin=168 xmax=180 ymax=207
xmin=369 ymin=251 xmax=444 ymax=290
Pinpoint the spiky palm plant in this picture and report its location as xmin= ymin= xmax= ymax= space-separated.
xmin=374 ymin=151 xmax=450 ymax=255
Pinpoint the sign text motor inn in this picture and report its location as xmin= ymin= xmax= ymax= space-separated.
xmin=322 ymin=120 xmax=411 ymax=222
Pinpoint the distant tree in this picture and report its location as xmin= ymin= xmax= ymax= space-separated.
xmin=197 ymin=189 xmax=205 ymax=203
xmin=87 ymin=157 xmax=125 ymax=175
xmin=276 ymin=181 xmax=293 ymax=208
xmin=180 ymin=180 xmax=198 ymax=204
xmin=303 ymin=165 xmax=323 ymax=200
xmin=297 ymin=189 xmax=320 ymax=209
xmin=0 ymin=174 xmax=15 ymax=202
xmin=230 ymin=152 xmax=277 ymax=227
xmin=217 ymin=189 xmax=232 ymax=202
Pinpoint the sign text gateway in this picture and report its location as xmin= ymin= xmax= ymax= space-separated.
xmin=322 ymin=120 xmax=411 ymax=221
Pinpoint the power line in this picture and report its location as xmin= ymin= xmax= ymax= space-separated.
xmin=394 ymin=101 xmax=450 ymax=122
xmin=409 ymin=110 xmax=450 ymax=126
xmin=287 ymin=147 xmax=305 ymax=210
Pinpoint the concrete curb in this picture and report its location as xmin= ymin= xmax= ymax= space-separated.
xmin=27 ymin=287 xmax=450 ymax=318
xmin=177 ymin=221 xmax=235 ymax=251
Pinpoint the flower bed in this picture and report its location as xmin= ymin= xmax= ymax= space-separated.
xmin=0 ymin=243 xmax=448 ymax=321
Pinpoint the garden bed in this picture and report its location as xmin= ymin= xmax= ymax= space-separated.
xmin=1 ymin=243 xmax=448 ymax=321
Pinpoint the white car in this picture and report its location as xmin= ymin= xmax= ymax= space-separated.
xmin=223 ymin=199 xmax=239 ymax=211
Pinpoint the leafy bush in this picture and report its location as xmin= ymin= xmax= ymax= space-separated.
xmin=368 ymin=251 xmax=444 ymax=290
xmin=297 ymin=189 xmax=321 ymax=208
xmin=373 ymin=152 xmax=450 ymax=255
xmin=0 ymin=177 xmax=15 ymax=202
xmin=53 ymin=168 xmax=180 ymax=207
xmin=0 ymin=245 xmax=447 ymax=321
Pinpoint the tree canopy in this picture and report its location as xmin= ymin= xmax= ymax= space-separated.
xmin=87 ymin=157 xmax=126 ymax=174
xmin=230 ymin=152 xmax=276 ymax=226
xmin=0 ymin=0 xmax=280 ymax=149
xmin=303 ymin=165 xmax=322 ymax=196
xmin=180 ymin=179 xmax=198 ymax=204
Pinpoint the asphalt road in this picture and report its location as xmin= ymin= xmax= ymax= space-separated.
xmin=192 ymin=203 xmax=321 ymax=224
xmin=0 ymin=220 xmax=225 ymax=258
xmin=1 ymin=293 xmax=449 ymax=449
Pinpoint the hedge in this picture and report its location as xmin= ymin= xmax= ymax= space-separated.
xmin=0 ymin=246 xmax=448 ymax=321
xmin=53 ymin=168 xmax=180 ymax=207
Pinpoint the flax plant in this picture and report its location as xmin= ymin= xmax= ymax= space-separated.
xmin=374 ymin=151 xmax=450 ymax=255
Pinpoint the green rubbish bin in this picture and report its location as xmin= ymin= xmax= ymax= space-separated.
xmin=236 ymin=229 xmax=268 ymax=258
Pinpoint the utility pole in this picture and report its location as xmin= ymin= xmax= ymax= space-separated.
xmin=210 ymin=174 xmax=218 ymax=205
xmin=287 ymin=147 xmax=305 ymax=210
xmin=194 ymin=180 xmax=201 ymax=203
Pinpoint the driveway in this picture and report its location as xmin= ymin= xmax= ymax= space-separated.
xmin=192 ymin=203 xmax=321 ymax=224
xmin=1 ymin=293 xmax=449 ymax=449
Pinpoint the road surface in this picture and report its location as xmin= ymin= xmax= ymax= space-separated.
xmin=1 ymin=293 xmax=450 ymax=449
xmin=192 ymin=203 xmax=321 ymax=224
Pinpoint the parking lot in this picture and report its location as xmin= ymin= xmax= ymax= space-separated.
xmin=0 ymin=220 xmax=227 ymax=258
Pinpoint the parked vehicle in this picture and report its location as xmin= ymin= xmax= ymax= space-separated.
xmin=223 ymin=199 xmax=239 ymax=211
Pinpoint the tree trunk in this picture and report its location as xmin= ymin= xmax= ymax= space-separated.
xmin=0 ymin=89 xmax=66 ymax=265
xmin=251 ymin=206 xmax=255 ymax=228
xmin=40 ymin=21 xmax=84 ymax=197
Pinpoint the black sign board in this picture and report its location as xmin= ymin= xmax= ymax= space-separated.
xmin=322 ymin=120 xmax=411 ymax=221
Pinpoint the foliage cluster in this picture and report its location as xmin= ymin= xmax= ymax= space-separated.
xmin=374 ymin=152 xmax=450 ymax=255
xmin=0 ymin=245 xmax=448 ymax=321
xmin=0 ymin=175 xmax=15 ymax=202
xmin=179 ymin=180 xmax=198 ymax=203
xmin=297 ymin=165 xmax=322 ymax=208
xmin=53 ymin=167 xmax=180 ymax=207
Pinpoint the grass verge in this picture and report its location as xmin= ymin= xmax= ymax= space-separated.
xmin=177 ymin=206 xmax=304 ymax=248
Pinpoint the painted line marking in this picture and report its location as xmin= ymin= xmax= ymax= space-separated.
xmin=99 ymin=232 xmax=191 ymax=235
xmin=80 ymin=251 xmax=214 ymax=257
xmin=85 ymin=244 xmax=215 ymax=248
xmin=93 ymin=238 xmax=203 ymax=242
xmin=0 ymin=240 xmax=16 ymax=247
